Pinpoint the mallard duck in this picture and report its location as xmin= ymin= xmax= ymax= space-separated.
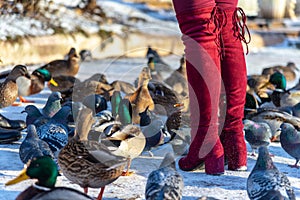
xmin=111 ymin=90 xmax=122 ymax=118
xmin=0 ymin=65 xmax=30 ymax=108
xmin=245 ymin=107 xmax=300 ymax=141
xmin=247 ymin=74 xmax=274 ymax=104
xmin=101 ymin=124 xmax=146 ymax=176
xmin=145 ymin=46 xmax=172 ymax=73
xmin=148 ymin=81 xmax=183 ymax=138
xmin=82 ymin=94 xmax=107 ymax=115
xmin=5 ymin=156 xmax=94 ymax=200
xmin=145 ymin=152 xmax=184 ymax=200
xmin=147 ymin=56 xmax=164 ymax=83
xmin=39 ymin=47 xmax=80 ymax=77
xmin=0 ymin=127 xmax=22 ymax=144
xmin=58 ymin=107 xmax=127 ymax=200
xmin=267 ymin=72 xmax=300 ymax=107
xmin=262 ymin=62 xmax=299 ymax=82
xmin=49 ymin=73 xmax=107 ymax=94
xmin=164 ymin=54 xmax=188 ymax=97
xmin=69 ymin=78 xmax=113 ymax=102
xmin=91 ymin=98 xmax=130 ymax=141
xmin=79 ymin=49 xmax=92 ymax=62
xmin=19 ymin=124 xmax=54 ymax=164
xmin=245 ymin=87 xmax=260 ymax=115
xmin=48 ymin=75 xmax=80 ymax=92
xmin=125 ymin=67 xmax=155 ymax=124
xmin=0 ymin=113 xmax=26 ymax=130
xmin=110 ymin=80 xmax=136 ymax=95
xmin=16 ymin=68 xmax=58 ymax=103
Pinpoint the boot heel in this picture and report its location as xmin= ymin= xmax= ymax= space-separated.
xmin=204 ymin=154 xmax=224 ymax=175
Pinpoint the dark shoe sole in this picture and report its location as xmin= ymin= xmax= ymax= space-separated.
xmin=179 ymin=159 xmax=205 ymax=171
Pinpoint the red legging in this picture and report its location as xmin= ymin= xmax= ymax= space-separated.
xmin=173 ymin=0 xmax=248 ymax=172
xmin=173 ymin=0 xmax=238 ymax=14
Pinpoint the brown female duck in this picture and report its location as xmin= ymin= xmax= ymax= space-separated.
xmin=0 ymin=65 xmax=30 ymax=108
xmin=58 ymin=106 xmax=127 ymax=200
xmin=39 ymin=47 xmax=80 ymax=77
xmin=125 ymin=67 xmax=155 ymax=124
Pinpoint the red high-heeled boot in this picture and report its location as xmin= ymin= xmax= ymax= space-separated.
xmin=174 ymin=6 xmax=225 ymax=175
xmin=218 ymin=7 xmax=250 ymax=171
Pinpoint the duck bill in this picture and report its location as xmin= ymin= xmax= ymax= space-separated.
xmin=174 ymin=103 xmax=184 ymax=108
xmin=5 ymin=167 xmax=29 ymax=186
xmin=49 ymin=78 xmax=58 ymax=87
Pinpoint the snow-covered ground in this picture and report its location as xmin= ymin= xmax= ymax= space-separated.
xmin=0 ymin=0 xmax=300 ymax=199
xmin=0 ymin=50 xmax=300 ymax=199
xmin=0 ymin=0 xmax=178 ymax=41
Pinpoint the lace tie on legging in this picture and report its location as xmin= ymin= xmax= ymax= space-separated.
xmin=232 ymin=7 xmax=251 ymax=54
xmin=207 ymin=7 xmax=226 ymax=57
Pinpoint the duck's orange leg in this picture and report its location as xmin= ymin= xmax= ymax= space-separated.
xmin=97 ymin=186 xmax=105 ymax=200
xmin=121 ymin=158 xmax=134 ymax=176
xmin=19 ymin=96 xmax=35 ymax=103
xmin=84 ymin=187 xmax=88 ymax=194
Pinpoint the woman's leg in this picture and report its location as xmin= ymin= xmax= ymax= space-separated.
xmin=217 ymin=0 xmax=248 ymax=170
xmin=172 ymin=0 xmax=224 ymax=175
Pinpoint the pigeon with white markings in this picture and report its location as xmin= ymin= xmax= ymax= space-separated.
xmin=247 ymin=146 xmax=295 ymax=200
xmin=145 ymin=152 xmax=184 ymax=200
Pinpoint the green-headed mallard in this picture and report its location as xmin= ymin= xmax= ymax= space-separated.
xmin=0 ymin=65 xmax=30 ymax=108
xmin=5 ymin=156 xmax=94 ymax=200
xmin=39 ymin=47 xmax=80 ymax=77
xmin=16 ymin=68 xmax=58 ymax=103
xmin=58 ymin=106 xmax=127 ymax=200
xmin=48 ymin=75 xmax=79 ymax=92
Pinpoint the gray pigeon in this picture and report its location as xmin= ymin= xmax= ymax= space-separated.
xmin=19 ymin=124 xmax=54 ymax=164
xmin=37 ymin=106 xmax=72 ymax=155
xmin=42 ymin=91 xmax=62 ymax=118
xmin=145 ymin=152 xmax=184 ymax=200
xmin=243 ymin=119 xmax=272 ymax=156
xmin=247 ymin=146 xmax=295 ymax=200
xmin=279 ymin=123 xmax=300 ymax=168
